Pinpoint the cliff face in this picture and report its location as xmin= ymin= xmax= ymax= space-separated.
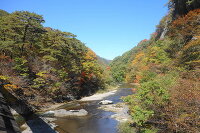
xmin=0 ymin=88 xmax=21 ymax=133
xmin=156 ymin=0 xmax=200 ymax=39
xmin=169 ymin=0 xmax=200 ymax=18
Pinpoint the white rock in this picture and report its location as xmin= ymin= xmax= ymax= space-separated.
xmin=99 ymin=100 xmax=113 ymax=105
xmin=192 ymin=37 xmax=198 ymax=40
xmin=54 ymin=109 xmax=88 ymax=117
xmin=10 ymin=108 xmax=19 ymax=115
xmin=42 ymin=110 xmax=55 ymax=117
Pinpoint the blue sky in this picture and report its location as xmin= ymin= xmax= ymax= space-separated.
xmin=1 ymin=0 xmax=168 ymax=60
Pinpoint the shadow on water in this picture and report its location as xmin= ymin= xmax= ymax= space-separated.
xmin=54 ymin=83 xmax=134 ymax=133
xmin=25 ymin=114 xmax=57 ymax=133
xmin=0 ymin=82 xmax=57 ymax=133
xmin=14 ymin=112 xmax=58 ymax=133
xmin=14 ymin=83 xmax=134 ymax=133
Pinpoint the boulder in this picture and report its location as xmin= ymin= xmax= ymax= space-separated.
xmin=99 ymin=100 xmax=113 ymax=105
xmin=42 ymin=110 xmax=55 ymax=117
xmin=42 ymin=109 xmax=88 ymax=117
xmin=54 ymin=109 xmax=88 ymax=117
xmin=10 ymin=108 xmax=19 ymax=116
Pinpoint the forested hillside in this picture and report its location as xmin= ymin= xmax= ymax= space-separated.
xmin=111 ymin=0 xmax=200 ymax=132
xmin=0 ymin=9 xmax=108 ymax=108
xmin=0 ymin=0 xmax=200 ymax=132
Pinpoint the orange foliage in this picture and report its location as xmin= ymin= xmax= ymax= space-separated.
xmin=106 ymin=66 xmax=111 ymax=70
xmin=131 ymin=88 xmax=137 ymax=92
xmin=168 ymin=9 xmax=200 ymax=39
xmin=134 ymin=74 xmax=142 ymax=83
xmin=164 ymin=79 xmax=200 ymax=132
xmin=85 ymin=49 xmax=97 ymax=61
xmin=132 ymin=52 xmax=145 ymax=65
xmin=0 ymin=55 xmax=12 ymax=62
xmin=183 ymin=37 xmax=200 ymax=50
xmin=138 ymin=39 xmax=148 ymax=45
xmin=4 ymin=84 xmax=18 ymax=91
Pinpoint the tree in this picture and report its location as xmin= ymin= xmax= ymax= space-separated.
xmin=0 ymin=11 xmax=45 ymax=56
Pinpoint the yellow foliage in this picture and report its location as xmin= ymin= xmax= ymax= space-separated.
xmin=132 ymin=52 xmax=145 ymax=65
xmin=149 ymin=47 xmax=160 ymax=57
xmin=85 ymin=48 xmax=97 ymax=61
xmin=0 ymin=75 xmax=10 ymax=80
xmin=183 ymin=37 xmax=200 ymax=50
xmin=4 ymin=84 xmax=18 ymax=91
xmin=125 ymin=74 xmax=133 ymax=83
xmin=36 ymin=71 xmax=47 ymax=77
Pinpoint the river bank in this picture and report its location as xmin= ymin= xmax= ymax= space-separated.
xmin=20 ymin=84 xmax=133 ymax=133
xmin=80 ymin=90 xmax=117 ymax=101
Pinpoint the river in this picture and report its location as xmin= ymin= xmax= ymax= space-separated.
xmin=54 ymin=83 xmax=133 ymax=133
xmin=17 ymin=83 xmax=133 ymax=133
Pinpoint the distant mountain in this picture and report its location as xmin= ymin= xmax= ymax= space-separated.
xmin=97 ymin=56 xmax=112 ymax=66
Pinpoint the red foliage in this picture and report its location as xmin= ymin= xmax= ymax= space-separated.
xmin=152 ymin=32 xmax=157 ymax=36
xmin=106 ymin=66 xmax=111 ymax=70
xmin=0 ymin=55 xmax=12 ymax=63
xmin=168 ymin=9 xmax=200 ymax=40
xmin=81 ymin=72 xmax=86 ymax=77
xmin=163 ymin=78 xmax=200 ymax=132
xmin=131 ymin=88 xmax=137 ymax=92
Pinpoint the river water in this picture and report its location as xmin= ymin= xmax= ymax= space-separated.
xmin=54 ymin=83 xmax=133 ymax=133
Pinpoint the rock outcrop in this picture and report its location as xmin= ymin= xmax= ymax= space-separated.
xmin=99 ymin=100 xmax=113 ymax=105
xmin=42 ymin=109 xmax=88 ymax=117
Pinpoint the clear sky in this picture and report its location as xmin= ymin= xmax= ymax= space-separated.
xmin=1 ymin=0 xmax=168 ymax=60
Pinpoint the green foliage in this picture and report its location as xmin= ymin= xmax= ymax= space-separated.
xmin=0 ymin=75 xmax=10 ymax=80
xmin=13 ymin=57 xmax=29 ymax=76
xmin=32 ymin=77 xmax=46 ymax=89
xmin=110 ymin=50 xmax=136 ymax=82
xmin=0 ymin=9 xmax=9 ymax=17
xmin=140 ymin=71 xmax=156 ymax=83
xmin=111 ymin=68 xmax=126 ymax=82
xmin=113 ymin=2 xmax=199 ymax=133
xmin=0 ymin=10 xmax=45 ymax=57
xmin=131 ymin=105 xmax=154 ymax=126
xmin=57 ymin=69 xmax=68 ymax=81
xmin=124 ymin=71 xmax=178 ymax=131
xmin=42 ymin=55 xmax=58 ymax=62
xmin=147 ymin=46 xmax=171 ymax=64
xmin=118 ymin=122 xmax=136 ymax=133
xmin=0 ymin=9 xmax=107 ymax=104
xmin=32 ymin=71 xmax=48 ymax=89
xmin=140 ymin=128 xmax=157 ymax=133
xmin=123 ymin=95 xmax=135 ymax=105
xmin=36 ymin=71 xmax=47 ymax=77
xmin=180 ymin=38 xmax=200 ymax=69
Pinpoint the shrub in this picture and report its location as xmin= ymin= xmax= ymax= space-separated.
xmin=13 ymin=57 xmax=29 ymax=76
xmin=163 ymin=78 xmax=200 ymax=132
xmin=124 ymin=71 xmax=178 ymax=132
xmin=167 ymin=9 xmax=200 ymax=57
xmin=118 ymin=122 xmax=136 ymax=133
xmin=180 ymin=37 xmax=200 ymax=69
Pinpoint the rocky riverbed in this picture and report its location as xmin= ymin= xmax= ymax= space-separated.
xmin=98 ymin=102 xmax=131 ymax=122
xmin=19 ymin=84 xmax=134 ymax=133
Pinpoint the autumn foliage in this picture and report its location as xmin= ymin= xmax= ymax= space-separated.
xmin=111 ymin=7 xmax=200 ymax=132
xmin=0 ymin=10 xmax=106 ymax=106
